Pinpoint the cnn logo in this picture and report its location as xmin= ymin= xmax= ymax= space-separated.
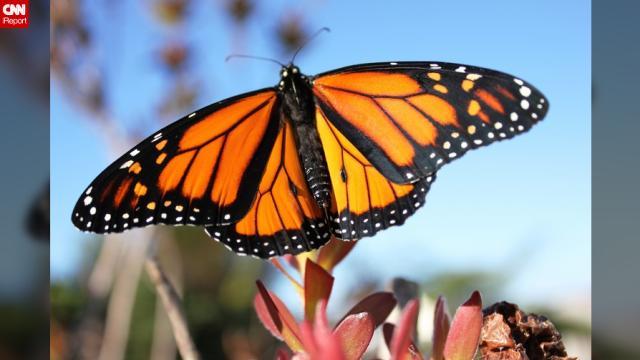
xmin=0 ymin=0 xmax=28 ymax=28
xmin=2 ymin=3 xmax=25 ymax=15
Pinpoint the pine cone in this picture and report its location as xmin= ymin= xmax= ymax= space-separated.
xmin=479 ymin=302 xmax=576 ymax=360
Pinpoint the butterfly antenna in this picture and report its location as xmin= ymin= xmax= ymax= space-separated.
xmin=225 ymin=54 xmax=286 ymax=67
xmin=291 ymin=27 xmax=331 ymax=64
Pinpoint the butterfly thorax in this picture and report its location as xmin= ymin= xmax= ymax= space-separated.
xmin=279 ymin=65 xmax=332 ymax=210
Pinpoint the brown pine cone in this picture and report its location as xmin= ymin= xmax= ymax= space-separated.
xmin=479 ymin=302 xmax=576 ymax=360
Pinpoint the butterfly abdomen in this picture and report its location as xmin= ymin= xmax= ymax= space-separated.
xmin=302 ymin=147 xmax=331 ymax=208
xmin=292 ymin=122 xmax=332 ymax=209
xmin=281 ymin=72 xmax=332 ymax=210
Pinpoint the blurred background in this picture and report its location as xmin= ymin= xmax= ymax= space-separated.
xmin=0 ymin=0 xmax=49 ymax=358
xmin=48 ymin=0 xmax=592 ymax=359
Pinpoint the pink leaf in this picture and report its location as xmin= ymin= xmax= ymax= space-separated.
xmin=270 ymin=258 xmax=303 ymax=294
xmin=299 ymin=320 xmax=319 ymax=356
xmin=275 ymin=347 xmax=292 ymax=360
xmin=303 ymin=259 xmax=334 ymax=321
xmin=334 ymin=312 xmax=374 ymax=360
xmin=253 ymin=291 xmax=282 ymax=340
xmin=390 ymin=299 xmax=422 ymax=360
xmin=313 ymin=301 xmax=345 ymax=360
xmin=298 ymin=301 xmax=345 ymax=360
xmin=382 ymin=323 xmax=395 ymax=351
xmin=283 ymin=254 xmax=301 ymax=273
xmin=383 ymin=323 xmax=422 ymax=360
xmin=431 ymin=295 xmax=451 ymax=360
xmin=443 ymin=291 xmax=483 ymax=360
xmin=255 ymin=281 xmax=304 ymax=352
xmin=338 ymin=292 xmax=397 ymax=328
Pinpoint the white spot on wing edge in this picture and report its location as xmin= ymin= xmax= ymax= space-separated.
xmin=519 ymin=86 xmax=532 ymax=97
xmin=120 ymin=159 xmax=134 ymax=169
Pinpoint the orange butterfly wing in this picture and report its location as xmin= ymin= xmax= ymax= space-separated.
xmin=72 ymin=89 xmax=281 ymax=233
xmin=206 ymin=120 xmax=331 ymax=258
xmin=313 ymin=62 xmax=549 ymax=184
xmin=316 ymin=107 xmax=435 ymax=239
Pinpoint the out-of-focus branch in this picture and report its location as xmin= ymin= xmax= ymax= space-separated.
xmin=86 ymin=236 xmax=123 ymax=299
xmin=97 ymin=234 xmax=151 ymax=360
xmin=150 ymin=297 xmax=178 ymax=360
xmin=150 ymin=232 xmax=183 ymax=360
xmin=145 ymin=255 xmax=201 ymax=360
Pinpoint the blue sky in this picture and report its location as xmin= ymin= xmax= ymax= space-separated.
xmin=52 ymin=0 xmax=590 ymax=306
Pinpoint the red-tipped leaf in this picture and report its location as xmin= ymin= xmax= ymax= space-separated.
xmin=313 ymin=301 xmax=345 ymax=360
xmin=334 ymin=312 xmax=374 ymax=360
xmin=382 ymin=323 xmax=395 ymax=351
xmin=383 ymin=323 xmax=422 ymax=360
xmin=275 ymin=347 xmax=292 ymax=360
xmin=254 ymin=292 xmax=282 ymax=340
xmin=270 ymin=258 xmax=303 ymax=295
xmin=338 ymin=292 xmax=397 ymax=328
xmin=283 ymin=254 xmax=302 ymax=273
xmin=299 ymin=301 xmax=345 ymax=360
xmin=299 ymin=320 xmax=319 ymax=357
xmin=390 ymin=299 xmax=421 ymax=360
xmin=303 ymin=259 xmax=334 ymax=321
xmin=431 ymin=295 xmax=451 ymax=360
xmin=255 ymin=281 xmax=304 ymax=352
xmin=443 ymin=291 xmax=483 ymax=360
xmin=316 ymin=237 xmax=356 ymax=273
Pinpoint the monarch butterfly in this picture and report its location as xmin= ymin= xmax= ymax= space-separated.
xmin=72 ymin=61 xmax=548 ymax=258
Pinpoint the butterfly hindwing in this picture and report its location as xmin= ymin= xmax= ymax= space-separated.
xmin=313 ymin=61 xmax=549 ymax=184
xmin=316 ymin=107 xmax=435 ymax=240
xmin=72 ymin=89 xmax=281 ymax=233
xmin=205 ymin=120 xmax=332 ymax=258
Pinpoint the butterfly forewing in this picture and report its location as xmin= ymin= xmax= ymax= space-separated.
xmin=72 ymin=89 xmax=281 ymax=233
xmin=312 ymin=61 xmax=549 ymax=184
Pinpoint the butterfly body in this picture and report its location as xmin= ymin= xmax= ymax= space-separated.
xmin=72 ymin=61 xmax=548 ymax=259
xmin=279 ymin=65 xmax=332 ymax=210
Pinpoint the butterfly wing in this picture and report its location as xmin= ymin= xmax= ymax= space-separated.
xmin=72 ymin=89 xmax=281 ymax=233
xmin=315 ymin=107 xmax=435 ymax=240
xmin=313 ymin=61 xmax=549 ymax=184
xmin=205 ymin=120 xmax=332 ymax=258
